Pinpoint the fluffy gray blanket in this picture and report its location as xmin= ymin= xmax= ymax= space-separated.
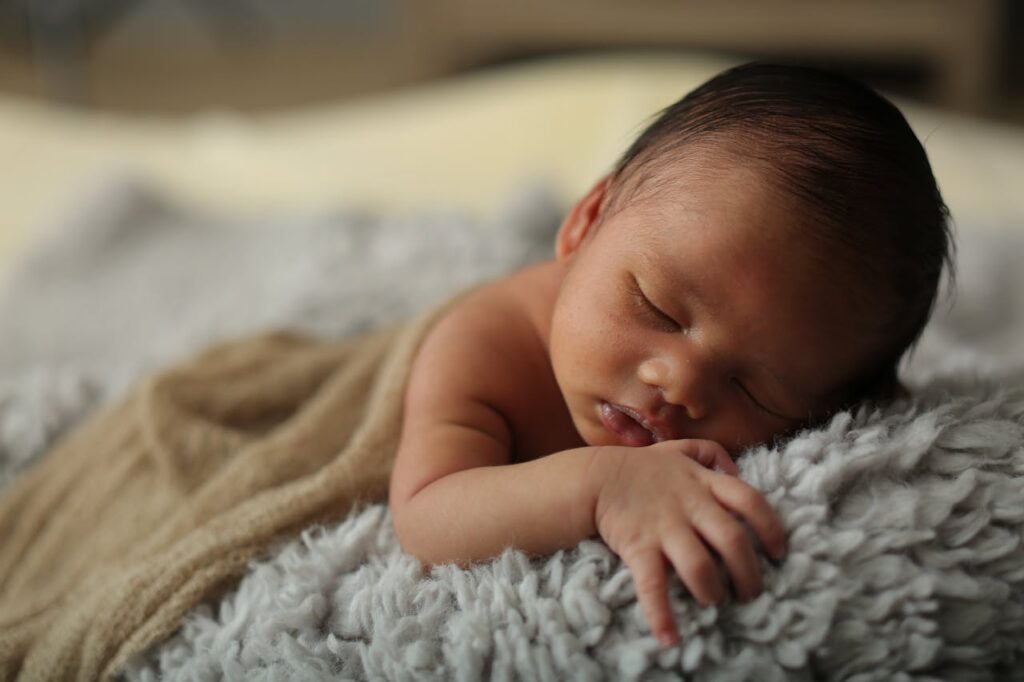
xmin=1 ymin=178 xmax=1023 ymax=680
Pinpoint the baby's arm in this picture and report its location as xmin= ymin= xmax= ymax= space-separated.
xmin=389 ymin=292 xmax=786 ymax=646
xmin=389 ymin=295 xmax=600 ymax=564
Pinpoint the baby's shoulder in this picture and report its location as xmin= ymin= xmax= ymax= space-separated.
xmin=419 ymin=264 xmax=554 ymax=381
xmin=411 ymin=261 xmax=561 ymax=399
xmin=405 ymin=261 xmax=575 ymax=460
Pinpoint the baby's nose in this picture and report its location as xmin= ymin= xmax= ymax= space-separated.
xmin=638 ymin=357 xmax=710 ymax=420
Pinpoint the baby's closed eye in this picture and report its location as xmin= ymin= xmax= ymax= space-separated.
xmin=628 ymin=275 xmax=682 ymax=332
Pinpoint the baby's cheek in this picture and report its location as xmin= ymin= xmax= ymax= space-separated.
xmin=704 ymin=411 xmax=784 ymax=453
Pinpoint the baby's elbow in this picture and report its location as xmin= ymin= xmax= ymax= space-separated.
xmin=388 ymin=496 xmax=417 ymax=553
xmin=390 ymin=493 xmax=472 ymax=571
xmin=389 ymin=494 xmax=437 ymax=569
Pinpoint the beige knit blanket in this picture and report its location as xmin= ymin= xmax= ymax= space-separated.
xmin=0 ymin=302 xmax=446 ymax=681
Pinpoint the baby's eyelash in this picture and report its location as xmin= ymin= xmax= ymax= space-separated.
xmin=629 ymin=277 xmax=680 ymax=331
xmin=732 ymin=378 xmax=771 ymax=413
xmin=731 ymin=378 xmax=791 ymax=421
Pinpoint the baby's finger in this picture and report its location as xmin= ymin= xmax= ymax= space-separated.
xmin=701 ymin=441 xmax=739 ymax=476
xmin=671 ymin=439 xmax=739 ymax=476
xmin=621 ymin=547 xmax=679 ymax=647
xmin=709 ymin=476 xmax=788 ymax=560
xmin=663 ymin=525 xmax=725 ymax=607
xmin=690 ymin=504 xmax=762 ymax=602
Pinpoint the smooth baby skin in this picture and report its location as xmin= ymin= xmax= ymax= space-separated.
xmin=389 ymin=153 xmax=875 ymax=647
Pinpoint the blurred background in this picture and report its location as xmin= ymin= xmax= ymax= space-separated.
xmin=0 ymin=0 xmax=1022 ymax=266
xmin=0 ymin=0 xmax=1022 ymax=403
xmin=0 ymin=0 xmax=1020 ymax=115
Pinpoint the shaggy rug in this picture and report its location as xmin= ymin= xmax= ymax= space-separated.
xmin=1 ymin=177 xmax=1023 ymax=680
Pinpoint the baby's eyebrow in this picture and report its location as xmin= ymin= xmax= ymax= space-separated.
xmin=638 ymin=252 xmax=710 ymax=315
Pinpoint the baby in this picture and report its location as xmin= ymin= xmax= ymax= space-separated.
xmin=389 ymin=62 xmax=952 ymax=647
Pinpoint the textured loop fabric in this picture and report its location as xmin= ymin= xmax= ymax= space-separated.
xmin=121 ymin=381 xmax=1024 ymax=681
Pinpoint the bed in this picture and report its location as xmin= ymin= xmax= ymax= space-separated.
xmin=1 ymin=52 xmax=1024 ymax=680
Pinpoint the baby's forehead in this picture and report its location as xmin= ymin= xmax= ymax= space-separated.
xmin=609 ymin=173 xmax=858 ymax=304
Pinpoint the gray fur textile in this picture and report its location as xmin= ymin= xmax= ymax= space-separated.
xmin=120 ymin=381 xmax=1024 ymax=682
xmin=1 ymin=178 xmax=1022 ymax=680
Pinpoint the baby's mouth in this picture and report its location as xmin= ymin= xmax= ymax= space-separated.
xmin=598 ymin=402 xmax=667 ymax=447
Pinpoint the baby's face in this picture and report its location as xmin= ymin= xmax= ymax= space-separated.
xmin=548 ymin=155 xmax=874 ymax=453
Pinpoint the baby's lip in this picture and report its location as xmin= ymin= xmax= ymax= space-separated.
xmin=606 ymin=402 xmax=680 ymax=443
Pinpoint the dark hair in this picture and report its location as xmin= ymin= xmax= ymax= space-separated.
xmin=608 ymin=61 xmax=953 ymax=403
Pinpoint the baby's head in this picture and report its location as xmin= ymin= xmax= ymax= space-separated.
xmin=549 ymin=62 xmax=952 ymax=452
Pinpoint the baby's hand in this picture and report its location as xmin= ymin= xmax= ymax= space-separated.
xmin=590 ymin=439 xmax=786 ymax=647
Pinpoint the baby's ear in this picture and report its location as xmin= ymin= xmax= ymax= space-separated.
xmin=555 ymin=175 xmax=613 ymax=261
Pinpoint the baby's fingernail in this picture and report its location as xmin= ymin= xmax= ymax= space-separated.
xmin=658 ymin=631 xmax=678 ymax=648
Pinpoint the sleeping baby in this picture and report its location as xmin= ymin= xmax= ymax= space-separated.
xmin=389 ymin=62 xmax=952 ymax=647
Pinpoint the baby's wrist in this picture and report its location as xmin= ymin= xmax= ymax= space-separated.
xmin=579 ymin=446 xmax=628 ymax=532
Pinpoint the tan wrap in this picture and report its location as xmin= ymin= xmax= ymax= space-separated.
xmin=0 ymin=301 xmax=449 ymax=681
